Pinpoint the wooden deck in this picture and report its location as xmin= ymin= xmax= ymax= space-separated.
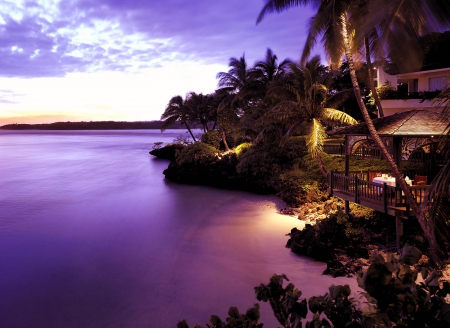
xmin=327 ymin=172 xmax=428 ymax=218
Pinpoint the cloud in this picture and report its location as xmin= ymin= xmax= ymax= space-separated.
xmin=0 ymin=88 xmax=24 ymax=103
xmin=0 ymin=0 xmax=317 ymax=78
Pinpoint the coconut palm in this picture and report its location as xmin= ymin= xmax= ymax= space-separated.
xmin=260 ymin=56 xmax=357 ymax=176
xmin=216 ymin=55 xmax=257 ymax=114
xmin=161 ymin=95 xmax=197 ymax=142
xmin=209 ymin=89 xmax=239 ymax=151
xmin=254 ymin=48 xmax=292 ymax=85
xmin=360 ymin=0 xmax=450 ymax=73
xmin=425 ymin=82 xmax=450 ymax=247
xmin=184 ymin=92 xmax=215 ymax=133
xmin=356 ymin=0 xmax=450 ymax=117
xmin=257 ymin=0 xmax=450 ymax=263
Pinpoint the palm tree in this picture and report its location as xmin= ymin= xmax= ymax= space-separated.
xmin=184 ymin=92 xmax=215 ymax=133
xmin=254 ymin=48 xmax=291 ymax=85
xmin=257 ymin=0 xmax=450 ymax=263
xmin=209 ymin=89 xmax=239 ymax=151
xmin=217 ymin=55 xmax=259 ymax=114
xmin=361 ymin=0 xmax=450 ymax=74
xmin=424 ymin=82 xmax=450 ymax=248
xmin=356 ymin=0 xmax=450 ymax=117
xmin=161 ymin=95 xmax=197 ymax=142
xmin=260 ymin=56 xmax=357 ymax=176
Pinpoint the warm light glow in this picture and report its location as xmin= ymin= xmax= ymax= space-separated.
xmin=0 ymin=61 xmax=226 ymax=125
xmin=0 ymin=0 xmax=317 ymax=125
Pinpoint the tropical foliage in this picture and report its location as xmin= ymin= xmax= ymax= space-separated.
xmin=159 ymin=0 xmax=450 ymax=262
xmin=179 ymin=245 xmax=450 ymax=328
xmin=257 ymin=0 xmax=450 ymax=264
xmin=161 ymin=49 xmax=357 ymax=172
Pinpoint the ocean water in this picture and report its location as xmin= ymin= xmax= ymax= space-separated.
xmin=0 ymin=130 xmax=357 ymax=327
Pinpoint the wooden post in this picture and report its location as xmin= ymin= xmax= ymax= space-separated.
xmin=383 ymin=183 xmax=388 ymax=213
xmin=430 ymin=142 xmax=436 ymax=180
xmin=355 ymin=177 xmax=359 ymax=203
xmin=396 ymin=215 xmax=403 ymax=251
xmin=344 ymin=135 xmax=350 ymax=215
xmin=393 ymin=137 xmax=403 ymax=206
xmin=329 ymin=171 xmax=334 ymax=196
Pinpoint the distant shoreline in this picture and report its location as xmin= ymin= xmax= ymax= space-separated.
xmin=0 ymin=121 xmax=185 ymax=130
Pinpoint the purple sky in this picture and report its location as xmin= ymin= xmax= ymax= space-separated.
xmin=0 ymin=0 xmax=318 ymax=124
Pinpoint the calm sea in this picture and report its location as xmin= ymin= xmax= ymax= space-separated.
xmin=0 ymin=130 xmax=355 ymax=327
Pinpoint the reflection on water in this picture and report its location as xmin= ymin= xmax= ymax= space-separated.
xmin=0 ymin=130 xmax=356 ymax=327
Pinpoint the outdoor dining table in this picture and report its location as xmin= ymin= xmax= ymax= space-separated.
xmin=373 ymin=176 xmax=413 ymax=195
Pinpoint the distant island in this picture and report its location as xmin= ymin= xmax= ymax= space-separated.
xmin=0 ymin=121 xmax=185 ymax=130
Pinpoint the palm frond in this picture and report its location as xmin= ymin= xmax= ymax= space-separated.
xmin=281 ymin=119 xmax=304 ymax=139
xmin=259 ymin=101 xmax=302 ymax=125
xmin=256 ymin=0 xmax=315 ymax=24
xmin=306 ymin=118 xmax=326 ymax=158
xmin=322 ymin=108 xmax=357 ymax=125
xmin=161 ymin=115 xmax=181 ymax=132
xmin=324 ymin=88 xmax=353 ymax=109
xmin=364 ymin=0 xmax=450 ymax=72
xmin=319 ymin=1 xmax=347 ymax=67
xmin=301 ymin=15 xmax=325 ymax=66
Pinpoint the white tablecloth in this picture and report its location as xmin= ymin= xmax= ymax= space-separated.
xmin=373 ymin=176 xmax=396 ymax=187
xmin=372 ymin=177 xmax=412 ymax=195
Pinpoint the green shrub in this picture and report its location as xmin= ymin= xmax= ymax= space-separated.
xmin=236 ymin=143 xmax=282 ymax=187
xmin=274 ymin=172 xmax=326 ymax=206
xmin=279 ymin=136 xmax=309 ymax=163
xmin=349 ymin=156 xmax=390 ymax=171
xmin=376 ymin=81 xmax=397 ymax=100
xmin=175 ymin=142 xmax=218 ymax=166
xmin=200 ymin=130 xmax=221 ymax=149
xmin=237 ymin=138 xmax=308 ymax=184
xmin=180 ymin=251 xmax=450 ymax=328
xmin=234 ymin=142 xmax=253 ymax=157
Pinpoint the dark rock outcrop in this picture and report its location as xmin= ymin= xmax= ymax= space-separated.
xmin=149 ymin=144 xmax=185 ymax=160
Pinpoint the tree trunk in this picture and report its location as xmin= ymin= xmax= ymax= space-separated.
xmin=317 ymin=153 xmax=327 ymax=178
xmin=364 ymin=37 xmax=384 ymax=118
xmin=341 ymin=15 xmax=440 ymax=264
xmin=221 ymin=130 xmax=230 ymax=151
xmin=184 ymin=123 xmax=197 ymax=142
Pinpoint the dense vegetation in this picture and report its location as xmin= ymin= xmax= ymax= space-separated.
xmin=179 ymin=248 xmax=450 ymax=328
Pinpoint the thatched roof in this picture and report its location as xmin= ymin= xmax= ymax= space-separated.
xmin=328 ymin=110 xmax=448 ymax=137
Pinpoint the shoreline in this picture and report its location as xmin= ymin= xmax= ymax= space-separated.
xmin=172 ymin=190 xmax=361 ymax=326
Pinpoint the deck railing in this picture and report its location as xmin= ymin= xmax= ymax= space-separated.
xmin=323 ymin=144 xmax=344 ymax=155
xmin=327 ymin=171 xmax=429 ymax=213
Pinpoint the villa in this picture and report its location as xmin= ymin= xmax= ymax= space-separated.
xmin=375 ymin=66 xmax=450 ymax=117
xmin=325 ymin=62 xmax=450 ymax=249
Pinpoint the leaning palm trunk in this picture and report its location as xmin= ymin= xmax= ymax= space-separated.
xmin=185 ymin=123 xmax=197 ymax=142
xmin=341 ymin=15 xmax=440 ymax=264
xmin=364 ymin=37 xmax=384 ymax=118
xmin=421 ymin=158 xmax=450 ymax=248
xmin=221 ymin=130 xmax=230 ymax=151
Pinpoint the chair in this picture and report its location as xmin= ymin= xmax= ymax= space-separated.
xmin=414 ymin=175 xmax=427 ymax=185
xmin=369 ymin=171 xmax=382 ymax=182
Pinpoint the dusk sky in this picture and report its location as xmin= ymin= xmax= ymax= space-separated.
xmin=0 ymin=0 xmax=318 ymax=125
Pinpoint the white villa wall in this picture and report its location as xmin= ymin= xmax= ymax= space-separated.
xmin=376 ymin=67 xmax=450 ymax=116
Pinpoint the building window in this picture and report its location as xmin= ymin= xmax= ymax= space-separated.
xmin=429 ymin=76 xmax=447 ymax=91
